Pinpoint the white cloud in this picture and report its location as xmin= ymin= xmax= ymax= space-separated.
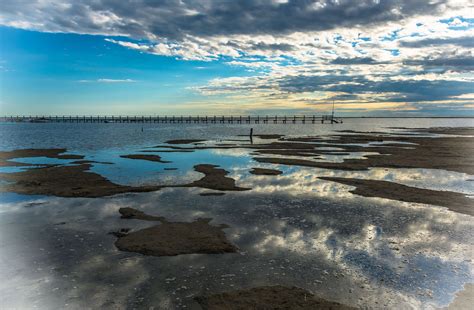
xmin=1 ymin=0 xmax=473 ymax=113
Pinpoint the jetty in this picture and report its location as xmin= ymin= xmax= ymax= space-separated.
xmin=0 ymin=115 xmax=343 ymax=124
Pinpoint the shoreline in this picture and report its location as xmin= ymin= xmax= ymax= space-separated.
xmin=0 ymin=125 xmax=472 ymax=309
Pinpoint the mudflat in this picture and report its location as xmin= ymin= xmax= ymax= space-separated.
xmin=0 ymin=164 xmax=162 ymax=198
xmin=165 ymin=139 xmax=206 ymax=144
xmin=0 ymin=148 xmax=83 ymax=167
xmin=258 ymin=133 xmax=474 ymax=174
xmin=113 ymin=208 xmax=237 ymax=256
xmin=320 ymin=177 xmax=474 ymax=216
xmin=195 ymin=285 xmax=356 ymax=310
xmin=444 ymin=284 xmax=474 ymax=310
xmin=120 ymin=154 xmax=170 ymax=163
xmin=185 ymin=164 xmax=250 ymax=191
xmin=249 ymin=167 xmax=283 ymax=175
xmin=0 ymin=152 xmax=249 ymax=197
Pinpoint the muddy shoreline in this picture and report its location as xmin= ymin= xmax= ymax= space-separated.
xmin=0 ymin=148 xmax=84 ymax=167
xmin=195 ymin=285 xmax=355 ymax=309
xmin=249 ymin=167 xmax=283 ymax=175
xmin=0 ymin=162 xmax=250 ymax=197
xmin=184 ymin=164 xmax=250 ymax=191
xmin=0 ymin=163 xmax=162 ymax=198
xmin=1 ymin=128 xmax=472 ymax=215
xmin=113 ymin=208 xmax=238 ymax=256
xmin=0 ymin=126 xmax=473 ymax=309
xmin=120 ymin=154 xmax=170 ymax=163
xmin=320 ymin=177 xmax=474 ymax=216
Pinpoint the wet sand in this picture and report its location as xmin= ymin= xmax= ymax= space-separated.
xmin=238 ymin=134 xmax=284 ymax=139
xmin=199 ymin=192 xmax=226 ymax=196
xmin=320 ymin=177 xmax=474 ymax=216
xmin=113 ymin=208 xmax=238 ymax=256
xmin=0 ymin=154 xmax=249 ymax=197
xmin=249 ymin=167 xmax=283 ymax=175
xmin=0 ymin=125 xmax=473 ymax=309
xmin=195 ymin=285 xmax=355 ymax=310
xmin=165 ymin=139 xmax=206 ymax=144
xmin=1 ymin=129 xmax=473 ymax=211
xmin=263 ymin=134 xmax=474 ymax=174
xmin=119 ymin=207 xmax=166 ymax=221
xmin=120 ymin=154 xmax=170 ymax=163
xmin=70 ymin=160 xmax=113 ymax=165
xmin=147 ymin=128 xmax=474 ymax=175
xmin=0 ymin=164 xmax=162 ymax=198
xmin=444 ymin=284 xmax=474 ymax=310
xmin=186 ymin=164 xmax=250 ymax=191
xmin=394 ymin=127 xmax=474 ymax=136
xmin=0 ymin=162 xmax=250 ymax=197
xmin=0 ymin=148 xmax=83 ymax=167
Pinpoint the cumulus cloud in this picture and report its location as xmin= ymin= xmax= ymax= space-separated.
xmin=400 ymin=36 xmax=474 ymax=48
xmin=1 ymin=0 xmax=473 ymax=113
xmin=0 ymin=0 xmax=454 ymax=39
xmin=331 ymin=57 xmax=379 ymax=65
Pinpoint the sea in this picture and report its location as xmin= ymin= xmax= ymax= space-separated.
xmin=0 ymin=118 xmax=473 ymax=309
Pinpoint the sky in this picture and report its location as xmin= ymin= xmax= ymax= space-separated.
xmin=0 ymin=0 xmax=473 ymax=116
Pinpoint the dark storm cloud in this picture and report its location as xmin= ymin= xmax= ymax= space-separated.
xmin=400 ymin=36 xmax=474 ymax=48
xmin=0 ymin=0 xmax=448 ymax=39
xmin=278 ymin=74 xmax=473 ymax=102
xmin=369 ymin=80 xmax=473 ymax=102
xmin=328 ymin=93 xmax=360 ymax=101
xmin=331 ymin=57 xmax=378 ymax=65
xmin=250 ymin=42 xmax=296 ymax=52
xmin=278 ymin=74 xmax=367 ymax=93
xmin=404 ymin=56 xmax=474 ymax=71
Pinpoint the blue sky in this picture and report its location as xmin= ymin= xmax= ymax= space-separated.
xmin=0 ymin=27 xmax=251 ymax=115
xmin=0 ymin=1 xmax=473 ymax=116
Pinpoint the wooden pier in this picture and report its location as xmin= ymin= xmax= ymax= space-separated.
xmin=0 ymin=115 xmax=343 ymax=124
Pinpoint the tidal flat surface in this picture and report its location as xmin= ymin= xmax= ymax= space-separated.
xmin=0 ymin=118 xmax=473 ymax=309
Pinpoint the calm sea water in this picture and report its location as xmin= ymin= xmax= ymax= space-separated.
xmin=0 ymin=118 xmax=473 ymax=309
xmin=1 ymin=118 xmax=473 ymax=151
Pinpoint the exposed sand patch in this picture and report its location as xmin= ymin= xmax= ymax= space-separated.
xmin=254 ymin=157 xmax=365 ymax=171
xmin=320 ymin=177 xmax=474 ymax=216
xmin=195 ymin=285 xmax=355 ymax=310
xmin=147 ymin=129 xmax=473 ymax=176
xmin=2 ymin=129 xmax=472 ymax=200
xmin=142 ymin=149 xmax=195 ymax=153
xmin=258 ymin=133 xmax=474 ymax=175
xmin=113 ymin=208 xmax=237 ymax=256
xmin=70 ymin=160 xmax=113 ymax=165
xmin=199 ymin=192 xmax=226 ymax=196
xmin=254 ymin=134 xmax=284 ymax=139
xmin=166 ymin=139 xmax=206 ymax=144
xmin=186 ymin=164 xmax=250 ymax=191
xmin=238 ymin=134 xmax=284 ymax=139
xmin=0 ymin=148 xmax=84 ymax=167
xmin=249 ymin=168 xmax=283 ymax=175
xmin=119 ymin=207 xmax=165 ymax=221
xmin=0 ymin=164 xmax=162 ymax=198
xmin=394 ymin=127 xmax=474 ymax=136
xmin=120 ymin=154 xmax=170 ymax=163
xmin=0 ymin=153 xmax=249 ymax=197
xmin=443 ymin=283 xmax=474 ymax=310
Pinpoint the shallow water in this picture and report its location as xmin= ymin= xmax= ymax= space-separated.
xmin=0 ymin=118 xmax=473 ymax=309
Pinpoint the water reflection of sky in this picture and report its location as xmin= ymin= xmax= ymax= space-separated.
xmin=0 ymin=187 xmax=472 ymax=309
xmin=0 ymin=121 xmax=473 ymax=309
xmin=89 ymin=148 xmax=253 ymax=186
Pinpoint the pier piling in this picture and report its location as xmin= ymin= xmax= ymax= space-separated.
xmin=1 ymin=115 xmax=343 ymax=124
